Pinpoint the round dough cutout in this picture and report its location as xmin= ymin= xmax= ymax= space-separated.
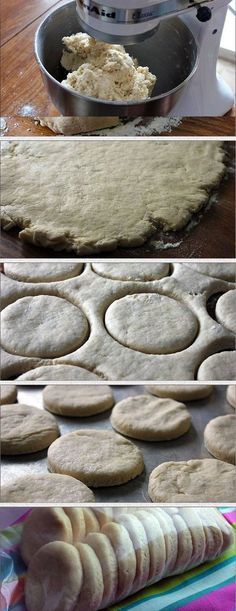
xmin=198 ymin=351 xmax=236 ymax=381
xmin=105 ymin=293 xmax=198 ymax=354
xmin=4 ymin=263 xmax=84 ymax=283
xmin=0 ymin=384 xmax=17 ymax=404
xmin=17 ymin=365 xmax=100 ymax=381
xmin=215 ymin=290 xmax=236 ymax=334
xmin=226 ymin=385 xmax=236 ymax=409
xmin=1 ymin=403 xmax=60 ymax=454
xmin=145 ymin=384 xmax=213 ymax=401
xmin=111 ymin=395 xmax=191 ymax=441
xmin=92 ymin=263 xmax=169 ymax=282
xmin=1 ymin=473 xmax=95 ymax=503
xmin=184 ymin=263 xmax=236 ymax=281
xmin=43 ymin=384 xmax=114 ymax=416
xmin=48 ymin=429 xmax=144 ymax=487
xmin=1 ymin=295 xmax=89 ymax=358
xmin=204 ymin=415 xmax=236 ymax=464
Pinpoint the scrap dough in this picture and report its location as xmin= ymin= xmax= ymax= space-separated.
xmin=47 ymin=429 xmax=144 ymax=486
xmin=105 ymin=293 xmax=198 ymax=354
xmin=198 ymin=351 xmax=236 ymax=381
xmin=1 ymin=403 xmax=60 ymax=454
xmin=1 ymin=473 xmax=95 ymax=503
xmin=4 ymin=262 xmax=84 ymax=283
xmin=111 ymin=395 xmax=191 ymax=441
xmin=43 ymin=384 xmax=114 ymax=416
xmin=1 ymin=295 xmax=89 ymax=358
xmin=16 ymin=365 xmax=101 ymax=381
xmin=204 ymin=415 xmax=236 ymax=464
xmin=148 ymin=459 xmax=236 ymax=502
xmin=215 ymin=290 xmax=236 ymax=334
xmin=226 ymin=385 xmax=236 ymax=408
xmin=61 ymin=33 xmax=156 ymax=101
xmin=0 ymin=384 xmax=17 ymax=404
xmin=38 ymin=116 xmax=120 ymax=135
xmin=145 ymin=384 xmax=213 ymax=400
xmin=1 ymin=141 xmax=225 ymax=255
xmin=92 ymin=262 xmax=170 ymax=282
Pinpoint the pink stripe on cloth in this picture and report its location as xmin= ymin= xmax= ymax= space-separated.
xmin=179 ymin=583 xmax=235 ymax=611
xmin=12 ymin=510 xmax=31 ymax=526
xmin=223 ymin=511 xmax=236 ymax=525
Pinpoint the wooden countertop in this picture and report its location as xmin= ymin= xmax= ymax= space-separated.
xmin=1 ymin=0 xmax=235 ymax=130
xmin=0 ymin=142 xmax=235 ymax=259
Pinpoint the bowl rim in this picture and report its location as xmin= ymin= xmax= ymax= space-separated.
xmin=34 ymin=0 xmax=199 ymax=107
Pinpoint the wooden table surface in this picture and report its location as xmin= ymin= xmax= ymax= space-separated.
xmin=1 ymin=142 xmax=234 ymax=259
xmin=0 ymin=0 xmax=235 ymax=131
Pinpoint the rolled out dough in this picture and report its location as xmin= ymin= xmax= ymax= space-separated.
xmin=1 ymin=141 xmax=225 ymax=255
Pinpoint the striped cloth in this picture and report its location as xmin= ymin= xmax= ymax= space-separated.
xmin=1 ymin=509 xmax=235 ymax=611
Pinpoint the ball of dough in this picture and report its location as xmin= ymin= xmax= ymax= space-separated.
xmin=204 ymin=415 xmax=236 ymax=464
xmin=4 ymin=262 xmax=84 ymax=283
xmin=25 ymin=541 xmax=83 ymax=611
xmin=145 ymin=384 xmax=213 ymax=401
xmin=47 ymin=429 xmax=144 ymax=487
xmin=17 ymin=365 xmax=101 ymax=381
xmin=92 ymin=263 xmax=169 ymax=282
xmin=1 ymin=295 xmax=89 ymax=358
xmin=111 ymin=395 xmax=191 ymax=441
xmin=105 ymin=293 xmax=198 ymax=354
xmin=148 ymin=459 xmax=236 ymax=503
xmin=198 ymin=351 xmax=236 ymax=381
xmin=43 ymin=384 xmax=114 ymax=417
xmin=0 ymin=384 xmax=17 ymax=404
xmin=1 ymin=473 xmax=95 ymax=503
xmin=1 ymin=403 xmax=60 ymax=455
xmin=215 ymin=290 xmax=236 ymax=334
xmin=226 ymin=385 xmax=236 ymax=408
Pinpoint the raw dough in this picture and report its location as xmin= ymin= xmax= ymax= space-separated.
xmin=16 ymin=365 xmax=101 ymax=381
xmin=1 ymin=141 xmax=225 ymax=255
xmin=38 ymin=116 xmax=120 ymax=135
xmin=43 ymin=384 xmax=114 ymax=416
xmin=111 ymin=395 xmax=191 ymax=441
xmin=61 ymin=33 xmax=156 ymax=101
xmin=226 ymin=385 xmax=236 ymax=408
xmin=25 ymin=541 xmax=83 ymax=611
xmin=148 ymin=459 xmax=236 ymax=502
xmin=185 ymin=263 xmax=236 ymax=281
xmin=1 ymin=403 xmax=60 ymax=454
xmin=0 ymin=384 xmax=17 ymax=403
xmin=204 ymin=415 xmax=236 ymax=464
xmin=198 ymin=351 xmax=236 ymax=381
xmin=145 ymin=384 xmax=213 ymax=400
xmin=215 ymin=290 xmax=236 ymax=334
xmin=4 ymin=262 xmax=84 ymax=283
xmin=0 ymin=473 xmax=95 ymax=503
xmin=1 ymin=295 xmax=89 ymax=358
xmin=92 ymin=262 xmax=170 ymax=282
xmin=105 ymin=293 xmax=198 ymax=354
xmin=47 ymin=429 xmax=144 ymax=486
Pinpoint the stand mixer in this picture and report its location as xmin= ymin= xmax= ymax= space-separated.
xmin=35 ymin=0 xmax=234 ymax=116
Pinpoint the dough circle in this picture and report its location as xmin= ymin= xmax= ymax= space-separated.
xmin=16 ymin=365 xmax=101 ymax=381
xmin=43 ymin=384 xmax=114 ymax=417
xmin=204 ymin=415 xmax=236 ymax=465
xmin=1 ymin=141 xmax=225 ymax=256
xmin=1 ymin=295 xmax=89 ymax=358
xmin=111 ymin=395 xmax=191 ymax=441
xmin=0 ymin=384 xmax=17 ymax=404
xmin=145 ymin=384 xmax=213 ymax=401
xmin=1 ymin=473 xmax=95 ymax=503
xmin=198 ymin=351 xmax=236 ymax=381
xmin=105 ymin=293 xmax=198 ymax=355
xmin=148 ymin=459 xmax=236 ymax=502
xmin=47 ymin=429 xmax=144 ymax=487
xmin=215 ymin=290 xmax=236 ymax=334
xmin=1 ymin=404 xmax=60 ymax=454
xmin=4 ymin=262 xmax=84 ymax=283
xmin=184 ymin=263 xmax=236 ymax=281
xmin=92 ymin=263 xmax=170 ymax=282
xmin=226 ymin=385 xmax=236 ymax=408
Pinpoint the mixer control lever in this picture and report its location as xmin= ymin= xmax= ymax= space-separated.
xmin=196 ymin=5 xmax=212 ymax=21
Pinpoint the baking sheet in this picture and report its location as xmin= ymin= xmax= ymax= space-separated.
xmin=1 ymin=385 xmax=234 ymax=503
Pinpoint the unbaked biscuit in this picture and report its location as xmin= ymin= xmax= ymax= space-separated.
xmin=17 ymin=365 xmax=101 ymax=381
xmin=0 ymin=384 xmax=17 ymax=404
xmin=4 ymin=262 xmax=84 ymax=283
xmin=1 ymin=403 xmax=60 ymax=454
xmin=146 ymin=384 xmax=213 ymax=400
xmin=197 ymin=351 xmax=236 ymax=381
xmin=43 ymin=384 xmax=114 ymax=417
xmin=1 ymin=473 xmax=95 ymax=504
xmin=204 ymin=415 xmax=236 ymax=464
xmin=215 ymin=290 xmax=236 ymax=334
xmin=226 ymin=385 xmax=236 ymax=408
xmin=47 ymin=429 xmax=144 ymax=487
xmin=111 ymin=394 xmax=191 ymax=441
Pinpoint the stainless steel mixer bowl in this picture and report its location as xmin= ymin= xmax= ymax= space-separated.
xmin=35 ymin=1 xmax=198 ymax=116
